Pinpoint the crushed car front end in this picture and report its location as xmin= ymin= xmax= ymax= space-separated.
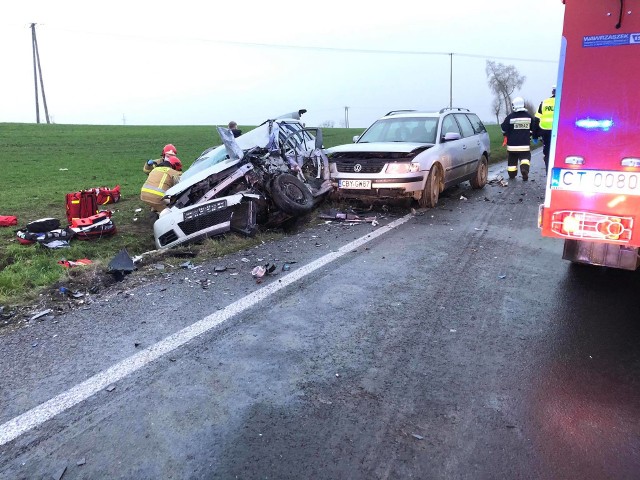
xmin=153 ymin=193 xmax=259 ymax=249
xmin=153 ymin=112 xmax=332 ymax=249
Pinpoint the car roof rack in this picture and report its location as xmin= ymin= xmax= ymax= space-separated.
xmin=385 ymin=109 xmax=418 ymax=116
xmin=439 ymin=107 xmax=470 ymax=113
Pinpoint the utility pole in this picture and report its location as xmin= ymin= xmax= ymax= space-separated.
xmin=31 ymin=23 xmax=50 ymax=124
xmin=449 ymin=53 xmax=453 ymax=109
xmin=344 ymin=106 xmax=349 ymax=128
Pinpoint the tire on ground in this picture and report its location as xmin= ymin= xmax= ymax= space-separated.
xmin=419 ymin=165 xmax=441 ymax=208
xmin=270 ymin=173 xmax=314 ymax=215
xmin=470 ymin=154 xmax=488 ymax=189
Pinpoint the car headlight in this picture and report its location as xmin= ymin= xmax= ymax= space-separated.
xmin=386 ymin=162 xmax=420 ymax=174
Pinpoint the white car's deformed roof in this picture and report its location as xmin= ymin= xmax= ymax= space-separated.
xmin=165 ymin=117 xmax=310 ymax=198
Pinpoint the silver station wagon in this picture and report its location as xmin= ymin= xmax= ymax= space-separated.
xmin=327 ymin=108 xmax=491 ymax=207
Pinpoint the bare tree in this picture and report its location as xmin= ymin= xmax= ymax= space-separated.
xmin=319 ymin=120 xmax=335 ymax=128
xmin=491 ymin=97 xmax=503 ymax=125
xmin=486 ymin=60 xmax=526 ymax=121
xmin=523 ymin=99 xmax=537 ymax=117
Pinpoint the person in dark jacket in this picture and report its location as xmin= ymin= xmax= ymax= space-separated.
xmin=228 ymin=121 xmax=242 ymax=138
xmin=501 ymin=97 xmax=540 ymax=181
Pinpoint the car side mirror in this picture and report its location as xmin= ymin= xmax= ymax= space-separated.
xmin=352 ymin=135 xmax=360 ymax=143
xmin=442 ymin=132 xmax=461 ymax=142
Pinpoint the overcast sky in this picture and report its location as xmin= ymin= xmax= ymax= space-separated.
xmin=2 ymin=0 xmax=566 ymax=129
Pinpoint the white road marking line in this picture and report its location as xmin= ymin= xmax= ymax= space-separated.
xmin=0 ymin=213 xmax=413 ymax=446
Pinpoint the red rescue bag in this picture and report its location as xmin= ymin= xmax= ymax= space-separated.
xmin=92 ymin=185 xmax=121 ymax=205
xmin=0 ymin=215 xmax=18 ymax=227
xmin=65 ymin=191 xmax=98 ymax=224
xmin=70 ymin=211 xmax=116 ymax=240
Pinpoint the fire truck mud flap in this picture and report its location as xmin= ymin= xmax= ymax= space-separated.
xmin=563 ymin=239 xmax=640 ymax=271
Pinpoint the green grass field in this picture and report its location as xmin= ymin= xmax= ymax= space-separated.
xmin=0 ymin=122 xmax=507 ymax=307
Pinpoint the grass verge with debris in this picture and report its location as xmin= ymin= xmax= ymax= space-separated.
xmin=0 ymin=122 xmax=507 ymax=309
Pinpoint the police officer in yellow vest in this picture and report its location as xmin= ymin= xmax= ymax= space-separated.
xmin=140 ymin=152 xmax=182 ymax=214
xmin=535 ymin=85 xmax=555 ymax=171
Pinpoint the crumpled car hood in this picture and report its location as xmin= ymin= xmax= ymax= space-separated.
xmin=164 ymin=156 xmax=241 ymax=197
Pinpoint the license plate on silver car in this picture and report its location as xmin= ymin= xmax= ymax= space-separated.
xmin=339 ymin=179 xmax=371 ymax=189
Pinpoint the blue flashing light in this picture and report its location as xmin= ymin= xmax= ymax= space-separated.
xmin=575 ymin=118 xmax=614 ymax=131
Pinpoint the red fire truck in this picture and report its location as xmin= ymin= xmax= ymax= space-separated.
xmin=539 ymin=0 xmax=640 ymax=270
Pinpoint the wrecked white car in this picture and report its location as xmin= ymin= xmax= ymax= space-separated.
xmin=153 ymin=113 xmax=332 ymax=249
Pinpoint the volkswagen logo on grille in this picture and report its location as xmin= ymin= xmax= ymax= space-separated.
xmin=353 ymin=163 xmax=363 ymax=173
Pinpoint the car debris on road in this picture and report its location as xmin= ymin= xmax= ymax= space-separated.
xmin=318 ymin=209 xmax=378 ymax=224
xmin=488 ymin=175 xmax=509 ymax=187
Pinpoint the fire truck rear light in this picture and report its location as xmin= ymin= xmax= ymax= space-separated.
xmin=550 ymin=210 xmax=633 ymax=242
xmin=621 ymin=158 xmax=640 ymax=167
xmin=538 ymin=205 xmax=544 ymax=229
xmin=562 ymin=215 xmax=581 ymax=234
xmin=565 ymin=156 xmax=584 ymax=165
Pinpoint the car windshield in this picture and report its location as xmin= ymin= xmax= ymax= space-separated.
xmin=180 ymin=124 xmax=272 ymax=181
xmin=357 ymin=117 xmax=438 ymax=144
xmin=181 ymin=120 xmax=315 ymax=182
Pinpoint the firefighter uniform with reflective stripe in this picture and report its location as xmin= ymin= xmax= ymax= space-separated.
xmin=501 ymin=111 xmax=539 ymax=181
xmin=140 ymin=162 xmax=181 ymax=213
xmin=535 ymin=95 xmax=555 ymax=170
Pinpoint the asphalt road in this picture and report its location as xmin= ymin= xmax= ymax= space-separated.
xmin=1 ymin=151 xmax=639 ymax=479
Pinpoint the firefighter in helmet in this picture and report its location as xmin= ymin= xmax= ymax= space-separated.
xmin=143 ymin=144 xmax=178 ymax=174
xmin=140 ymin=146 xmax=182 ymax=213
xmin=501 ymin=97 xmax=540 ymax=181
xmin=535 ymin=85 xmax=556 ymax=172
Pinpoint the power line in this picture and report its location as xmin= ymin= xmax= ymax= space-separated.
xmin=43 ymin=26 xmax=558 ymax=64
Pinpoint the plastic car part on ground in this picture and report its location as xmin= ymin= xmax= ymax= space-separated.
xmin=251 ymin=262 xmax=278 ymax=282
xmin=154 ymin=112 xmax=332 ymax=250
xmin=107 ymin=249 xmax=135 ymax=281
xmin=58 ymin=287 xmax=85 ymax=299
xmin=488 ymin=175 xmax=509 ymax=187
xmin=251 ymin=265 xmax=267 ymax=278
xmin=319 ymin=209 xmax=378 ymax=223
